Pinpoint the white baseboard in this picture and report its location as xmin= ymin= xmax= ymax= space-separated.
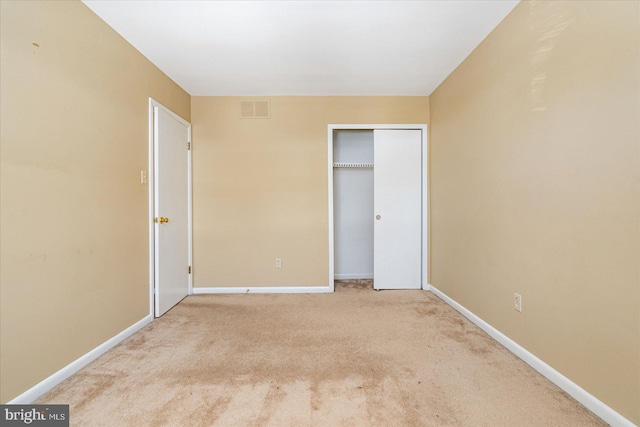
xmin=193 ymin=286 xmax=332 ymax=294
xmin=334 ymin=274 xmax=374 ymax=280
xmin=428 ymin=285 xmax=635 ymax=427
xmin=7 ymin=315 xmax=153 ymax=404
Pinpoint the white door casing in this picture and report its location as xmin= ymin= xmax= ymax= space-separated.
xmin=150 ymin=101 xmax=191 ymax=317
xmin=373 ymin=129 xmax=422 ymax=289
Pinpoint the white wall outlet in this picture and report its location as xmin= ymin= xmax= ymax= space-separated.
xmin=514 ymin=293 xmax=522 ymax=312
xmin=140 ymin=170 xmax=147 ymax=184
xmin=275 ymin=258 xmax=282 ymax=268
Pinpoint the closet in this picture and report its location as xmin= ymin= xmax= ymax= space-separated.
xmin=332 ymin=127 xmax=423 ymax=290
xmin=333 ymin=130 xmax=375 ymax=280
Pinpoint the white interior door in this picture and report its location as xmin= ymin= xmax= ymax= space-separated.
xmin=154 ymin=106 xmax=190 ymax=316
xmin=373 ymin=129 xmax=422 ymax=289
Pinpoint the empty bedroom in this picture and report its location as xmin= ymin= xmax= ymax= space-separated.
xmin=1 ymin=0 xmax=638 ymax=426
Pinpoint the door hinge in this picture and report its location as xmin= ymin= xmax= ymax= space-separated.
xmin=187 ymin=142 xmax=191 ymax=150
xmin=188 ymin=266 xmax=191 ymax=274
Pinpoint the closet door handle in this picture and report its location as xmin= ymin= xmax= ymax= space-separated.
xmin=375 ymin=215 xmax=381 ymax=220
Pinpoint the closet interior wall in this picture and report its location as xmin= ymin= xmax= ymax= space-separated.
xmin=333 ymin=130 xmax=374 ymax=280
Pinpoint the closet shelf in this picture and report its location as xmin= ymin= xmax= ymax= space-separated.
xmin=333 ymin=162 xmax=374 ymax=168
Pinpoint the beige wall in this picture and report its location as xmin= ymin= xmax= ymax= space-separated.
xmin=192 ymin=97 xmax=428 ymax=287
xmin=430 ymin=1 xmax=639 ymax=423
xmin=0 ymin=1 xmax=190 ymax=402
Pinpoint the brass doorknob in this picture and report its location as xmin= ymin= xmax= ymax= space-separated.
xmin=160 ymin=217 xmax=169 ymax=224
xmin=375 ymin=215 xmax=381 ymax=220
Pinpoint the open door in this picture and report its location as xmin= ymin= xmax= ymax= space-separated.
xmin=373 ymin=129 xmax=422 ymax=290
xmin=152 ymin=103 xmax=191 ymax=316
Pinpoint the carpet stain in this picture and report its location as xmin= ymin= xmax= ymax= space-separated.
xmin=36 ymin=284 xmax=606 ymax=426
xmin=69 ymin=374 xmax=116 ymax=412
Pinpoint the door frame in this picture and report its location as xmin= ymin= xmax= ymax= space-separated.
xmin=148 ymin=98 xmax=193 ymax=317
xmin=327 ymin=124 xmax=428 ymax=292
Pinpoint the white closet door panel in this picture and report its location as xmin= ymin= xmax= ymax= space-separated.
xmin=373 ymin=129 xmax=422 ymax=290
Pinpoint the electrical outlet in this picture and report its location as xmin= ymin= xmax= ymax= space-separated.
xmin=275 ymin=258 xmax=282 ymax=268
xmin=514 ymin=293 xmax=522 ymax=312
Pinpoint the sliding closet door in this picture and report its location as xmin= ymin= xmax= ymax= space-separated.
xmin=373 ymin=129 xmax=422 ymax=290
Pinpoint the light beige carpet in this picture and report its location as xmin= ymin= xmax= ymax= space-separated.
xmin=38 ymin=281 xmax=605 ymax=426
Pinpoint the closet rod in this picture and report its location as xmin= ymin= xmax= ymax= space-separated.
xmin=333 ymin=162 xmax=374 ymax=168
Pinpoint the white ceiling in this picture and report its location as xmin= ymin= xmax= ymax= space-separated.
xmin=82 ymin=0 xmax=519 ymax=96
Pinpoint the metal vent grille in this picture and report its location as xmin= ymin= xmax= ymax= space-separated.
xmin=254 ymin=101 xmax=269 ymax=118
xmin=240 ymin=101 xmax=254 ymax=118
xmin=240 ymin=100 xmax=270 ymax=119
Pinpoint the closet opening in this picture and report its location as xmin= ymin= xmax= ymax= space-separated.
xmin=328 ymin=124 xmax=428 ymax=292
xmin=333 ymin=130 xmax=375 ymax=290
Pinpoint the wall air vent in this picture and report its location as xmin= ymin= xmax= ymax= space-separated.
xmin=240 ymin=100 xmax=270 ymax=119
